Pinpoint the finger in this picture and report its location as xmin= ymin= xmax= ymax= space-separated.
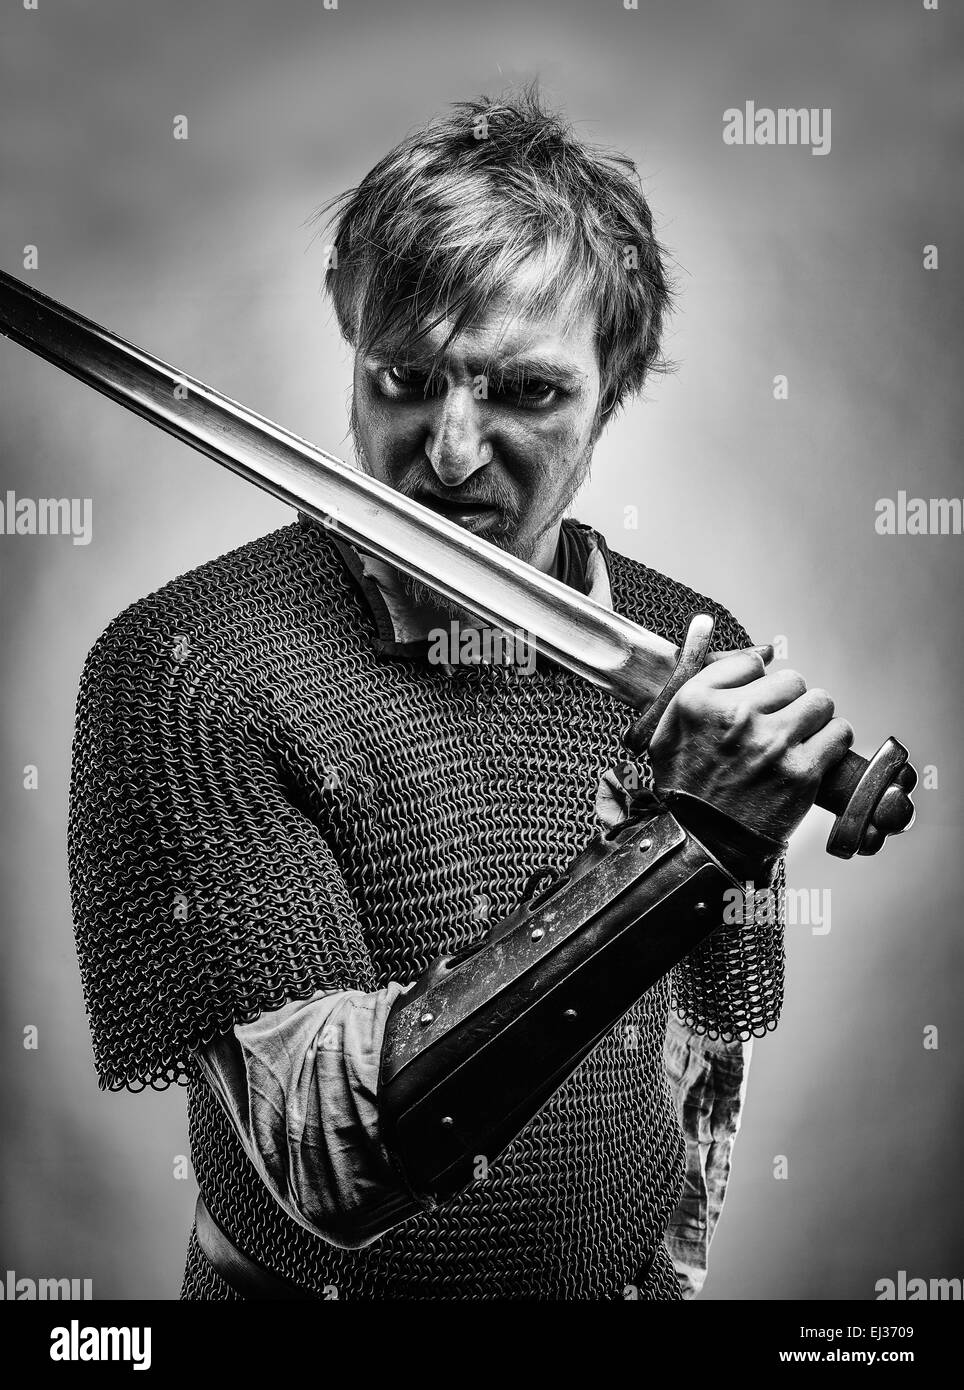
xmin=795 ymin=716 xmax=856 ymax=776
xmin=706 ymin=643 xmax=774 ymax=668
xmin=769 ymin=687 xmax=837 ymax=742
xmin=740 ymin=667 xmax=808 ymax=713
xmin=690 ymin=649 xmax=768 ymax=691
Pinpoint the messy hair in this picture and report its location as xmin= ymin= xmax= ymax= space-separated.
xmin=312 ymin=83 xmax=673 ymax=420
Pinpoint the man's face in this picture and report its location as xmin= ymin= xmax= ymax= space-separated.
xmin=350 ymin=281 xmax=605 ymax=577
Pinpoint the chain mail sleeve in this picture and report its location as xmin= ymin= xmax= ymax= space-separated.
xmin=67 ymin=590 xmax=380 ymax=1093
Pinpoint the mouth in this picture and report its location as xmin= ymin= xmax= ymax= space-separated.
xmin=415 ymin=493 xmax=502 ymax=532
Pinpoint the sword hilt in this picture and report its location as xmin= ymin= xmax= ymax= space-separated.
xmin=627 ymin=613 xmax=918 ymax=860
xmin=0 ymin=269 xmax=920 ymax=860
xmin=816 ymin=741 xmax=917 ymax=859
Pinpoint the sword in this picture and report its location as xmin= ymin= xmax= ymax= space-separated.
xmin=0 ymin=269 xmax=916 ymax=858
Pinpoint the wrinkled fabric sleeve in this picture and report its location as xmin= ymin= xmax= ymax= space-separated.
xmin=196 ymin=985 xmax=427 ymax=1249
xmin=663 ymin=1012 xmax=753 ymax=1298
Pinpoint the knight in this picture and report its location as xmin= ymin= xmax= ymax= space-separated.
xmin=67 ymin=86 xmax=857 ymax=1300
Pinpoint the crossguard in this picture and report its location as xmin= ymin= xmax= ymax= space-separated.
xmin=625 ymin=612 xmax=918 ymax=861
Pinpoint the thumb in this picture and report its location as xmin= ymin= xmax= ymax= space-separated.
xmin=706 ymin=643 xmax=774 ymax=666
xmin=694 ymin=648 xmax=768 ymax=690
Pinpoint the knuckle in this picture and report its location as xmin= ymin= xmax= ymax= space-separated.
xmin=782 ymin=748 xmax=819 ymax=786
xmin=808 ymin=686 xmax=835 ymax=716
xmin=741 ymin=721 xmax=784 ymax=765
xmin=771 ymin=737 xmax=796 ymax=770
xmin=727 ymin=698 xmax=753 ymax=730
xmin=675 ymin=678 xmax=700 ymax=707
xmin=671 ymin=685 xmax=702 ymax=722
xmin=716 ymin=700 xmax=754 ymax=746
xmin=768 ymin=730 xmax=791 ymax=762
xmin=686 ymin=683 xmax=721 ymax=720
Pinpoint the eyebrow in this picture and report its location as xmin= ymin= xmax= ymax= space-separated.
xmin=488 ymin=354 xmax=587 ymax=387
xmin=368 ymin=348 xmax=587 ymax=389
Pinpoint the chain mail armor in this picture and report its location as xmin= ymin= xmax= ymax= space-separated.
xmin=68 ymin=515 xmax=785 ymax=1300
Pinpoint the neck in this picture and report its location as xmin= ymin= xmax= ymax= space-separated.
xmin=395 ymin=517 xmax=566 ymax=628
xmin=530 ymin=517 xmax=565 ymax=577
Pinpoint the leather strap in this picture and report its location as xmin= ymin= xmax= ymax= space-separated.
xmin=194 ymin=1194 xmax=314 ymax=1300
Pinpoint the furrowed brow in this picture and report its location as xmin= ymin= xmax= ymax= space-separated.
xmin=486 ymin=355 xmax=586 ymax=387
xmin=365 ymin=345 xmax=587 ymax=389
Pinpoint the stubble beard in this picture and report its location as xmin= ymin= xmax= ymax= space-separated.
xmin=349 ymin=407 xmax=592 ymax=621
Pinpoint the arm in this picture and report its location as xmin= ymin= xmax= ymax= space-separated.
xmin=377 ymin=648 xmax=851 ymax=1206
xmin=194 ymin=770 xmax=782 ymax=1245
xmin=195 ymin=985 xmax=425 ymax=1249
xmin=377 ymin=787 xmax=777 ymax=1203
xmin=601 ymin=763 xmax=786 ymax=1298
xmin=68 ymin=599 xmax=382 ymax=1092
xmin=199 ymin=648 xmax=838 ymax=1227
xmin=73 ymin=599 xmax=838 ymax=1238
xmin=663 ymin=1012 xmax=753 ymax=1298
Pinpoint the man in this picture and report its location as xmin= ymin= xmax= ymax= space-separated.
xmin=67 ymin=88 xmax=852 ymax=1300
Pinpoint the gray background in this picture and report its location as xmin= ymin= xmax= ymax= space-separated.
xmin=1 ymin=0 xmax=961 ymax=1300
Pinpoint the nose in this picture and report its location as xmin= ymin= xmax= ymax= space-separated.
xmin=425 ymin=385 xmax=493 ymax=486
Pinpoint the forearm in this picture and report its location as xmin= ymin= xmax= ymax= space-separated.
xmin=198 ymin=786 xmax=783 ymax=1242
xmin=378 ymin=789 xmax=783 ymax=1205
xmin=196 ymin=982 xmax=426 ymax=1249
xmin=663 ymin=1011 xmax=754 ymax=1298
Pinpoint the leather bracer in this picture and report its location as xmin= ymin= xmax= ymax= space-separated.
xmin=378 ymin=804 xmax=748 ymax=1205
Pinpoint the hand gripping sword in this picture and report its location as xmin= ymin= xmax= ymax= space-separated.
xmin=0 ymin=269 xmax=916 ymax=858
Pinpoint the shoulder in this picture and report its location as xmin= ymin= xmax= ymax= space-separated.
xmin=596 ymin=531 xmax=754 ymax=652
xmin=80 ymin=519 xmax=349 ymax=697
xmin=72 ymin=520 xmax=359 ymax=807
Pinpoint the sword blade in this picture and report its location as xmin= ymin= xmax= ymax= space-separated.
xmin=0 ymin=269 xmax=925 ymax=858
xmin=0 ymin=269 xmax=678 ymax=704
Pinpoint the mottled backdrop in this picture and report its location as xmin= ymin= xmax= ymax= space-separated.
xmin=1 ymin=0 xmax=961 ymax=1300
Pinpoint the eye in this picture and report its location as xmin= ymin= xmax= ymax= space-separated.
xmin=493 ymin=376 xmax=560 ymax=409
xmin=387 ymin=365 xmax=421 ymax=388
xmin=518 ymin=380 xmax=559 ymax=407
xmin=376 ymin=364 xmax=437 ymax=400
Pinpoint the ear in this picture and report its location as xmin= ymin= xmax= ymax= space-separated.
xmin=592 ymin=383 xmax=620 ymax=439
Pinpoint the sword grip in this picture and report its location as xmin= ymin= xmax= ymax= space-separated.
xmin=628 ymin=614 xmax=918 ymax=860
